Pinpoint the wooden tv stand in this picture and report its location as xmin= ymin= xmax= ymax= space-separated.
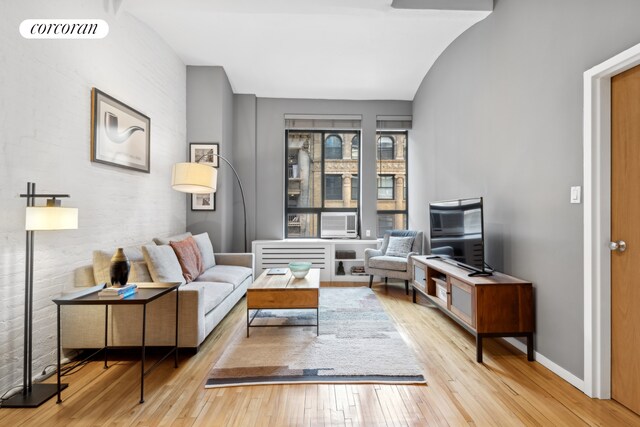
xmin=411 ymin=256 xmax=534 ymax=363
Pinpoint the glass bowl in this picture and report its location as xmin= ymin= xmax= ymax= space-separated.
xmin=288 ymin=261 xmax=311 ymax=279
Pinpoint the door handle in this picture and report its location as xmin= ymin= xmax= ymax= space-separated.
xmin=609 ymin=240 xmax=627 ymax=252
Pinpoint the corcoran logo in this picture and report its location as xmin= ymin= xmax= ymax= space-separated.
xmin=19 ymin=19 xmax=109 ymax=39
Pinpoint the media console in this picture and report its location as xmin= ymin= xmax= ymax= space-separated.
xmin=411 ymin=255 xmax=534 ymax=363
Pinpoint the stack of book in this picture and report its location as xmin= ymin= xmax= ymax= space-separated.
xmin=98 ymin=283 xmax=138 ymax=299
xmin=350 ymin=266 xmax=367 ymax=276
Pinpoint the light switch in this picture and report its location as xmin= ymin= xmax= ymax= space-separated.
xmin=366 ymin=229 xmax=371 ymax=237
xmin=570 ymin=186 xmax=581 ymax=204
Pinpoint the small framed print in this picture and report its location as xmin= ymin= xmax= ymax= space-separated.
xmin=91 ymin=88 xmax=151 ymax=173
xmin=191 ymin=192 xmax=216 ymax=211
xmin=190 ymin=143 xmax=219 ymax=168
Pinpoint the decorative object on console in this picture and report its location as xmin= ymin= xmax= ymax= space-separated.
xmin=288 ymin=261 xmax=311 ymax=279
xmin=3 ymin=183 xmax=78 ymax=408
xmin=109 ymin=247 xmax=130 ymax=287
xmin=337 ymin=261 xmax=345 ymax=275
xmin=172 ymin=147 xmax=248 ymax=252
xmin=90 ymin=88 xmax=150 ymax=173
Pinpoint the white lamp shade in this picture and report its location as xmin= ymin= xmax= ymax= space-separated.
xmin=25 ymin=207 xmax=78 ymax=231
xmin=172 ymin=162 xmax=217 ymax=194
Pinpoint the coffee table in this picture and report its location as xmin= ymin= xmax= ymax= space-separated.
xmin=247 ymin=268 xmax=320 ymax=337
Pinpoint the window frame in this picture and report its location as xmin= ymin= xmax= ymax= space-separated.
xmin=285 ymin=129 xmax=361 ymax=238
xmin=324 ymin=134 xmax=343 ymax=160
xmin=377 ymin=135 xmax=395 ymax=160
xmin=376 ymin=130 xmax=409 ymax=237
xmin=324 ymin=174 xmax=343 ymax=201
xmin=377 ymin=174 xmax=394 ymax=200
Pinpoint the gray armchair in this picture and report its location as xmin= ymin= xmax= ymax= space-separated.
xmin=364 ymin=230 xmax=423 ymax=294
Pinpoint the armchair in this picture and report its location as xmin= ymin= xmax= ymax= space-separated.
xmin=364 ymin=230 xmax=423 ymax=294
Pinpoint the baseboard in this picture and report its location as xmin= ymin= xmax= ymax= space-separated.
xmin=502 ymin=338 xmax=585 ymax=393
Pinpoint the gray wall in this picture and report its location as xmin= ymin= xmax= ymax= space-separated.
xmin=0 ymin=0 xmax=186 ymax=391
xmin=410 ymin=0 xmax=640 ymax=378
xmin=232 ymin=94 xmax=258 ymax=252
xmin=255 ymin=98 xmax=412 ymax=240
xmin=186 ymin=66 xmax=235 ymax=252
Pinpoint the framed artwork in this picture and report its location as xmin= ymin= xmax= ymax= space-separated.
xmin=189 ymin=142 xmax=219 ymax=211
xmin=91 ymin=88 xmax=151 ymax=173
xmin=190 ymin=143 xmax=219 ymax=168
xmin=191 ymin=192 xmax=216 ymax=211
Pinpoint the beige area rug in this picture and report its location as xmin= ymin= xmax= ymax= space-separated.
xmin=206 ymin=287 xmax=427 ymax=388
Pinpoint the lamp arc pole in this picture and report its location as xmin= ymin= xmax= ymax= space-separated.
xmin=209 ymin=154 xmax=248 ymax=253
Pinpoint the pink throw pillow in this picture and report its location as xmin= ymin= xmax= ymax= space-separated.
xmin=169 ymin=236 xmax=204 ymax=283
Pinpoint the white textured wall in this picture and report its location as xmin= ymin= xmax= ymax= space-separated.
xmin=0 ymin=1 xmax=186 ymax=391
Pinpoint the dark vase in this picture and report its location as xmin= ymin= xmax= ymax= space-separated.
xmin=110 ymin=248 xmax=131 ymax=287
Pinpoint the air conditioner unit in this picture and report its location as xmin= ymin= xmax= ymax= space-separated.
xmin=321 ymin=212 xmax=358 ymax=238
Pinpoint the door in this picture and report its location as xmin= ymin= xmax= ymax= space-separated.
xmin=611 ymin=64 xmax=640 ymax=415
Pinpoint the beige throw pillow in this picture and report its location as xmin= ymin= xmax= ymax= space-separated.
xmin=193 ymin=232 xmax=216 ymax=270
xmin=141 ymin=245 xmax=186 ymax=286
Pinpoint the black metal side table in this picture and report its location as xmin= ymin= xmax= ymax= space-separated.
xmin=53 ymin=282 xmax=181 ymax=404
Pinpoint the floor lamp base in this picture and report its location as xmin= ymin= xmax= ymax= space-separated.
xmin=2 ymin=383 xmax=68 ymax=408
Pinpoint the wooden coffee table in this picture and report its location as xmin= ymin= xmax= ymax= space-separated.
xmin=247 ymin=268 xmax=320 ymax=337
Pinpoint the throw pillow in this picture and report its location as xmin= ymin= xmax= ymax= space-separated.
xmin=169 ymin=237 xmax=204 ymax=282
xmin=152 ymin=232 xmax=193 ymax=246
xmin=141 ymin=245 xmax=186 ymax=286
xmin=193 ymin=232 xmax=216 ymax=269
xmin=386 ymin=236 xmax=415 ymax=258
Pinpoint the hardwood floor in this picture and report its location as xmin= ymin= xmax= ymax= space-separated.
xmin=2 ymin=282 xmax=639 ymax=426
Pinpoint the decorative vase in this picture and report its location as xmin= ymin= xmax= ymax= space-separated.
xmin=110 ymin=248 xmax=130 ymax=287
xmin=337 ymin=261 xmax=345 ymax=275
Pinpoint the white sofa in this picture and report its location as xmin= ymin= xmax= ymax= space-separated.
xmin=61 ymin=232 xmax=253 ymax=351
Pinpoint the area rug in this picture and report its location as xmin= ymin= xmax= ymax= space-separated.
xmin=205 ymin=287 xmax=427 ymax=388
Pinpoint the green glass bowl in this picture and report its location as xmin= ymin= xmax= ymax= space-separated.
xmin=288 ymin=262 xmax=311 ymax=278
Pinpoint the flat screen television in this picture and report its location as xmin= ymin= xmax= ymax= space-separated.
xmin=429 ymin=197 xmax=491 ymax=276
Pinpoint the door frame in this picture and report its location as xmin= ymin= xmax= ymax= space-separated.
xmin=584 ymin=42 xmax=640 ymax=399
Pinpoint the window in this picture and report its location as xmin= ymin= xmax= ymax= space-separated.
xmin=377 ymin=214 xmax=394 ymax=238
xmin=325 ymin=135 xmax=343 ymax=159
xmin=286 ymin=130 xmax=360 ymax=237
xmin=377 ymin=175 xmax=394 ymax=200
xmin=351 ymin=135 xmax=359 ymax=160
xmin=376 ymin=131 xmax=408 ymax=237
xmin=351 ymin=175 xmax=359 ymax=200
xmin=325 ymin=175 xmax=342 ymax=200
xmin=377 ymin=136 xmax=395 ymax=160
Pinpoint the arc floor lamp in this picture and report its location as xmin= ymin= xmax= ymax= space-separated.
xmin=172 ymin=154 xmax=248 ymax=252
xmin=3 ymin=182 xmax=78 ymax=408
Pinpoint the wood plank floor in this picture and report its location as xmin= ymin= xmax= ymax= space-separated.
xmin=2 ymin=282 xmax=639 ymax=426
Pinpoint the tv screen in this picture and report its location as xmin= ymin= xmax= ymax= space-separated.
xmin=429 ymin=197 xmax=485 ymax=273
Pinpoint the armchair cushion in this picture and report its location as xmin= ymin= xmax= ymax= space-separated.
xmin=368 ymin=255 xmax=408 ymax=272
xmin=386 ymin=236 xmax=415 ymax=258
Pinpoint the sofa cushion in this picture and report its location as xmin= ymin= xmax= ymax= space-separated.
xmin=142 ymin=245 xmax=185 ymax=285
xmin=170 ymin=236 xmax=203 ymax=283
xmin=195 ymin=265 xmax=252 ymax=289
xmin=93 ymin=249 xmax=153 ymax=285
xmin=199 ymin=282 xmax=234 ymax=314
xmin=368 ymin=255 xmax=408 ymax=272
xmin=193 ymin=232 xmax=216 ymax=269
xmin=153 ymin=232 xmax=193 ymax=246
xmin=386 ymin=236 xmax=414 ymax=258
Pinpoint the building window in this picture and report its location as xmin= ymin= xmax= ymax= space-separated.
xmin=377 ymin=136 xmax=394 ymax=160
xmin=285 ymin=130 xmax=360 ymax=238
xmin=377 ymin=214 xmax=395 ymax=238
xmin=325 ymin=175 xmax=343 ymax=200
xmin=351 ymin=135 xmax=359 ymax=160
xmin=376 ymin=131 xmax=408 ymax=237
xmin=351 ymin=175 xmax=358 ymax=200
xmin=325 ymin=134 xmax=343 ymax=160
xmin=377 ymin=175 xmax=394 ymax=200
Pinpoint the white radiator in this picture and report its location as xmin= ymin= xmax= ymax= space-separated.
xmin=253 ymin=242 xmax=331 ymax=281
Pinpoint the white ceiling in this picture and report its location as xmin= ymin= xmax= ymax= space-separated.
xmin=124 ymin=0 xmax=490 ymax=100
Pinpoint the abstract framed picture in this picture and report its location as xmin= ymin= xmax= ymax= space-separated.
xmin=191 ymin=192 xmax=216 ymax=211
xmin=91 ymin=88 xmax=151 ymax=173
xmin=190 ymin=143 xmax=219 ymax=168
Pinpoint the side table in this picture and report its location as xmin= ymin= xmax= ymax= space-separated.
xmin=52 ymin=282 xmax=181 ymax=404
